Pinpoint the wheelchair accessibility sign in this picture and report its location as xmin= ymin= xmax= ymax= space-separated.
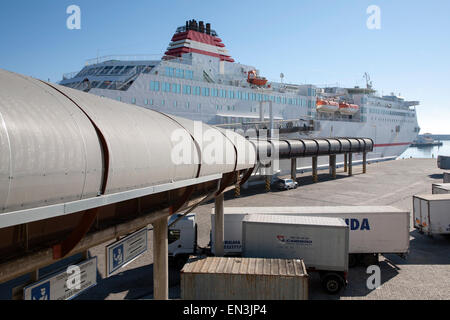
xmin=23 ymin=257 xmax=97 ymax=300
xmin=106 ymin=228 xmax=148 ymax=277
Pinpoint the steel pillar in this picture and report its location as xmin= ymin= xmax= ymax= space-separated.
xmin=312 ymin=156 xmax=318 ymax=183
xmin=348 ymin=153 xmax=353 ymax=176
xmin=291 ymin=158 xmax=297 ymax=181
xmin=363 ymin=152 xmax=367 ymax=174
xmin=153 ymin=216 xmax=169 ymax=300
xmin=330 ymin=155 xmax=336 ymax=179
xmin=214 ymin=193 xmax=225 ymax=257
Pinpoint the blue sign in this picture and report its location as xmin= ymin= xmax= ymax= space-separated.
xmin=106 ymin=228 xmax=148 ymax=277
xmin=31 ymin=282 xmax=50 ymax=300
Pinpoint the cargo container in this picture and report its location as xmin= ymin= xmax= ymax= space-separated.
xmin=242 ymin=214 xmax=349 ymax=294
xmin=211 ymin=206 xmax=410 ymax=266
xmin=438 ymin=155 xmax=450 ymax=170
xmin=413 ymin=194 xmax=450 ymax=235
xmin=444 ymin=172 xmax=450 ymax=183
xmin=181 ymin=256 xmax=309 ymax=300
xmin=432 ymin=183 xmax=450 ymax=194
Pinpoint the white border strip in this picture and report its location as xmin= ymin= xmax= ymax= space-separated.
xmin=0 ymin=174 xmax=222 ymax=229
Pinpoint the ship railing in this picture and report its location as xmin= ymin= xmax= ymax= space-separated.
xmin=84 ymin=54 xmax=163 ymax=66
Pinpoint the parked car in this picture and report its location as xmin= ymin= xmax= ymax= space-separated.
xmin=274 ymin=178 xmax=298 ymax=190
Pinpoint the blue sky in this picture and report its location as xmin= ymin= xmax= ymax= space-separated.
xmin=0 ymin=0 xmax=449 ymax=133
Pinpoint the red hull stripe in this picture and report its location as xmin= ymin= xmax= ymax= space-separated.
xmin=374 ymin=142 xmax=411 ymax=147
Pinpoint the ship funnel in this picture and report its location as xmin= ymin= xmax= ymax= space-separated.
xmin=206 ymin=23 xmax=211 ymax=35
xmin=199 ymin=21 xmax=205 ymax=33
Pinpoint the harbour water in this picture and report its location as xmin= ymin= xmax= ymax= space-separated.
xmin=398 ymin=140 xmax=450 ymax=159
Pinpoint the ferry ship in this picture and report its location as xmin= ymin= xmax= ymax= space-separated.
xmin=60 ymin=19 xmax=421 ymax=166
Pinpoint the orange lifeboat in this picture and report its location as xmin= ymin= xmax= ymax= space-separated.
xmin=316 ymin=99 xmax=339 ymax=113
xmin=339 ymin=102 xmax=359 ymax=115
xmin=247 ymin=70 xmax=268 ymax=86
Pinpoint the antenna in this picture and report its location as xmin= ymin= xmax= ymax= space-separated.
xmin=280 ymin=73 xmax=284 ymax=84
xmin=363 ymin=72 xmax=373 ymax=89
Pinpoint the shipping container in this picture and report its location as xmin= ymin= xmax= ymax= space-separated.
xmin=444 ymin=172 xmax=450 ymax=183
xmin=211 ymin=206 xmax=410 ymax=266
xmin=242 ymin=214 xmax=349 ymax=271
xmin=438 ymin=155 xmax=450 ymax=170
xmin=181 ymin=256 xmax=308 ymax=300
xmin=432 ymin=183 xmax=450 ymax=194
xmin=413 ymin=194 xmax=450 ymax=235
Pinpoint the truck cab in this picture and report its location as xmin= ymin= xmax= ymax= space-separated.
xmin=168 ymin=213 xmax=197 ymax=268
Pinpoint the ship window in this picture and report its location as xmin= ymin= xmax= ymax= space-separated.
xmin=99 ymin=66 xmax=114 ymax=75
xmin=277 ymin=97 xmax=281 ymax=104
xmin=117 ymin=97 xmax=122 ymax=102
xmin=165 ymin=67 xmax=175 ymax=77
xmin=283 ymin=97 xmax=287 ymax=104
xmin=150 ymin=99 xmax=154 ymax=105
xmin=86 ymin=68 xmax=98 ymax=76
xmin=174 ymin=101 xmax=178 ymax=107
xmin=143 ymin=66 xmax=153 ymax=74
xmin=163 ymin=82 xmax=171 ymax=92
xmin=132 ymin=98 xmax=136 ymax=104
xmin=120 ymin=66 xmax=135 ymax=75
xmin=176 ymin=69 xmax=184 ymax=78
xmin=194 ymin=86 xmax=201 ymax=95
xmin=229 ymin=91 xmax=235 ymax=99
xmin=162 ymin=100 xmax=165 ymax=106
xmin=183 ymin=85 xmax=191 ymax=95
xmin=186 ymin=102 xmax=190 ymax=109
xmin=150 ymin=81 xmax=160 ymax=91
xmin=211 ymin=88 xmax=218 ymax=97
xmin=185 ymin=70 xmax=194 ymax=79
xmin=172 ymin=83 xmax=181 ymax=94
xmin=110 ymin=66 xmax=124 ymax=75
xmin=198 ymin=103 xmax=201 ymax=111
xmin=90 ymin=81 xmax=100 ymax=88
xmin=99 ymin=81 xmax=112 ymax=89
xmin=202 ymin=87 xmax=210 ymax=96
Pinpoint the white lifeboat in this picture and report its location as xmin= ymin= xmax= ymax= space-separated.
xmin=316 ymin=99 xmax=339 ymax=113
xmin=339 ymin=102 xmax=359 ymax=115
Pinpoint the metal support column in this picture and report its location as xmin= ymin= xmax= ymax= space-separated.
xmin=312 ymin=156 xmax=318 ymax=183
xmin=363 ymin=152 xmax=367 ymax=174
xmin=330 ymin=155 xmax=336 ymax=179
xmin=348 ymin=153 xmax=353 ymax=176
xmin=214 ymin=193 xmax=225 ymax=257
xmin=291 ymin=158 xmax=297 ymax=182
xmin=265 ymin=176 xmax=271 ymax=192
xmin=152 ymin=216 xmax=169 ymax=300
xmin=344 ymin=153 xmax=348 ymax=172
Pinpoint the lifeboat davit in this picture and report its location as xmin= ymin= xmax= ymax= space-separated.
xmin=339 ymin=102 xmax=359 ymax=115
xmin=247 ymin=70 xmax=268 ymax=86
xmin=316 ymin=99 xmax=339 ymax=113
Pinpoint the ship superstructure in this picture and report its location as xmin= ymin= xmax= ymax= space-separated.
xmin=60 ymin=19 xmax=421 ymax=161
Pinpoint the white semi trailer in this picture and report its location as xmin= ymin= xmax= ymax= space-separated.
xmin=211 ymin=206 xmax=410 ymax=266
xmin=413 ymin=194 xmax=450 ymax=235
xmin=168 ymin=206 xmax=410 ymax=268
xmin=242 ymin=214 xmax=349 ymax=294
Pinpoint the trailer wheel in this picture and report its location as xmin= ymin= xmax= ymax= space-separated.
xmin=321 ymin=273 xmax=344 ymax=295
